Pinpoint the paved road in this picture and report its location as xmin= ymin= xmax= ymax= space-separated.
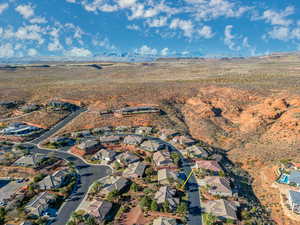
xmin=30 ymin=146 xmax=112 ymax=225
xmin=23 ymin=108 xmax=112 ymax=225
xmin=30 ymin=108 xmax=86 ymax=144
xmin=148 ymin=138 xmax=203 ymax=225
xmin=22 ymin=110 xmax=200 ymax=225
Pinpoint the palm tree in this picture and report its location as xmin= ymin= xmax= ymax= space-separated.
xmin=71 ymin=211 xmax=83 ymax=224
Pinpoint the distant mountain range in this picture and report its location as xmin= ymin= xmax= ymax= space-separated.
xmin=0 ymin=51 xmax=300 ymax=65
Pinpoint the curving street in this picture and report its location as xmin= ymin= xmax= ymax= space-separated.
xmin=24 ymin=108 xmax=112 ymax=225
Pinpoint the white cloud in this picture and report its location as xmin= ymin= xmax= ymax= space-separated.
xmin=0 ymin=43 xmax=14 ymax=58
xmin=147 ymin=17 xmax=167 ymax=27
xmin=126 ymin=24 xmax=140 ymax=30
xmin=242 ymin=37 xmax=250 ymax=48
xmin=117 ymin=0 xmax=137 ymax=8
xmin=14 ymin=43 xmax=22 ymax=50
xmin=135 ymin=45 xmax=157 ymax=55
xmin=261 ymin=6 xmax=294 ymax=26
xmin=268 ymin=26 xmax=289 ymax=41
xmin=170 ymin=18 xmax=194 ymax=37
xmin=0 ymin=3 xmax=8 ymax=14
xmin=181 ymin=50 xmax=190 ymax=56
xmin=92 ymin=37 xmax=116 ymax=50
xmin=160 ymin=47 xmax=169 ymax=56
xmin=99 ymin=4 xmax=119 ymax=12
xmin=65 ymin=47 xmax=92 ymax=57
xmin=198 ymin=25 xmax=214 ymax=39
xmin=66 ymin=0 xmax=76 ymax=3
xmin=267 ymin=25 xmax=300 ymax=41
xmin=48 ymin=39 xmax=63 ymax=51
xmin=1 ymin=25 xmax=46 ymax=45
xmin=224 ymin=25 xmax=240 ymax=50
xmin=15 ymin=4 xmax=35 ymax=19
xmin=29 ymin=17 xmax=47 ymax=24
xmin=27 ymin=48 xmax=38 ymax=56
xmin=65 ymin=37 xmax=73 ymax=46
xmin=186 ymin=0 xmax=251 ymax=21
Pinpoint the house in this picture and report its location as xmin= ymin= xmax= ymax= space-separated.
xmin=140 ymin=140 xmax=165 ymax=152
xmin=115 ymin=106 xmax=160 ymax=116
xmin=48 ymin=100 xmax=77 ymax=111
xmin=0 ymin=152 xmax=6 ymax=164
xmin=202 ymin=176 xmax=232 ymax=197
xmin=92 ymin=127 xmax=113 ymax=135
xmin=13 ymin=154 xmax=47 ymax=168
xmin=288 ymin=190 xmax=300 ymax=214
xmin=92 ymin=149 xmax=117 ymax=162
xmin=101 ymin=176 xmax=130 ymax=195
xmin=195 ymin=160 xmax=223 ymax=173
xmin=123 ymin=162 xmax=146 ymax=178
xmin=204 ymin=199 xmax=239 ymax=221
xmin=0 ymin=101 xmax=16 ymax=109
xmin=49 ymin=136 xmax=73 ymax=146
xmin=99 ymin=135 xmax=122 ymax=144
xmin=116 ymin=152 xmax=140 ymax=166
xmin=38 ymin=169 xmax=69 ymax=190
xmin=20 ymin=221 xmax=33 ymax=225
xmin=153 ymin=217 xmax=178 ymax=225
xmin=71 ymin=130 xmax=92 ymax=138
xmin=172 ymin=135 xmax=196 ymax=146
xmin=115 ymin=126 xmax=131 ymax=132
xmin=71 ymin=140 xmax=101 ymax=156
xmin=288 ymin=170 xmax=300 ymax=186
xmin=0 ymin=122 xmax=41 ymax=136
xmin=157 ymin=169 xmax=179 ymax=185
xmin=159 ymin=129 xmax=180 ymax=140
xmin=153 ymin=150 xmax=175 ymax=168
xmin=0 ymin=180 xmax=27 ymax=205
xmin=87 ymin=200 xmax=112 ymax=222
xmin=185 ymin=145 xmax=209 ymax=158
xmin=135 ymin=127 xmax=153 ymax=135
xmin=25 ymin=192 xmax=55 ymax=217
xmin=20 ymin=104 xmax=39 ymax=113
xmin=123 ymin=135 xmax=144 ymax=146
xmin=154 ymin=186 xmax=179 ymax=210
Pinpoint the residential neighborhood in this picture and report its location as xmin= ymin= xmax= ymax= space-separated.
xmin=0 ymin=102 xmax=270 ymax=225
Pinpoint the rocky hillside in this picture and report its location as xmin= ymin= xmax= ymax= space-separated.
xmin=182 ymin=86 xmax=300 ymax=151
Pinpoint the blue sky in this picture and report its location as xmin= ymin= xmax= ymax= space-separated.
xmin=1 ymin=0 xmax=300 ymax=59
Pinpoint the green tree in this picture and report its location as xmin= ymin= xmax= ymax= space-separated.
xmin=130 ymin=183 xmax=138 ymax=192
xmin=176 ymin=202 xmax=188 ymax=215
xmin=114 ymin=161 xmax=121 ymax=170
xmin=145 ymin=167 xmax=154 ymax=177
xmin=84 ymin=216 xmax=98 ymax=225
xmin=203 ymin=213 xmax=217 ymax=225
xmin=33 ymin=173 xmax=46 ymax=183
xmin=150 ymin=200 xmax=158 ymax=211
xmin=0 ymin=207 xmax=5 ymax=225
xmin=70 ymin=211 xmax=83 ymax=224
xmin=139 ymin=196 xmax=151 ymax=209
xmin=90 ymin=182 xmax=103 ymax=195
xmin=107 ymin=189 xmax=120 ymax=201
xmin=171 ymin=152 xmax=181 ymax=165
xmin=226 ymin=218 xmax=235 ymax=224
xmin=162 ymin=201 xmax=170 ymax=213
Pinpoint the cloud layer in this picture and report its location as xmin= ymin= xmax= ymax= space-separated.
xmin=0 ymin=0 xmax=300 ymax=59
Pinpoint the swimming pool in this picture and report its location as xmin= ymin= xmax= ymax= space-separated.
xmin=279 ymin=174 xmax=289 ymax=184
xmin=0 ymin=179 xmax=10 ymax=188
